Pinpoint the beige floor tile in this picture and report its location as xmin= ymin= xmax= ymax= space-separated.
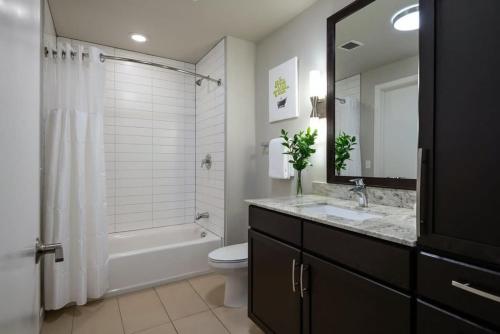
xmin=213 ymin=307 xmax=263 ymax=334
xmin=173 ymin=310 xmax=229 ymax=334
xmin=188 ymin=274 xmax=225 ymax=309
xmin=73 ymin=299 xmax=124 ymax=334
xmin=155 ymin=281 xmax=208 ymax=320
xmin=42 ymin=307 xmax=74 ymax=334
xmin=135 ymin=323 xmax=177 ymax=334
xmin=118 ymin=289 xmax=170 ymax=334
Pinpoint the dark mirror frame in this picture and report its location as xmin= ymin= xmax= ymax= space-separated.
xmin=326 ymin=0 xmax=417 ymax=190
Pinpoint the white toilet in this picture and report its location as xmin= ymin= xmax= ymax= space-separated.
xmin=208 ymin=242 xmax=248 ymax=308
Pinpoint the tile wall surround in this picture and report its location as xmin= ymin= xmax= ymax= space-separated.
xmin=312 ymin=181 xmax=416 ymax=210
xmin=56 ymin=37 xmax=197 ymax=233
xmin=195 ymin=39 xmax=226 ymax=239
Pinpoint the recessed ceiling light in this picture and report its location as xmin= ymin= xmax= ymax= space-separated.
xmin=391 ymin=4 xmax=419 ymax=31
xmin=130 ymin=33 xmax=147 ymax=43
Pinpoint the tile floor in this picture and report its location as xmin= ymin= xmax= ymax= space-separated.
xmin=42 ymin=274 xmax=263 ymax=334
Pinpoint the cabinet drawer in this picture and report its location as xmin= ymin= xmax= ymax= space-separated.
xmin=417 ymin=300 xmax=496 ymax=334
xmin=303 ymin=221 xmax=411 ymax=290
xmin=249 ymin=205 xmax=301 ymax=246
xmin=418 ymin=252 xmax=500 ymax=329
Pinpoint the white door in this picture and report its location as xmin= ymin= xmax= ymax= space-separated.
xmin=0 ymin=0 xmax=41 ymax=333
xmin=374 ymin=75 xmax=419 ymax=179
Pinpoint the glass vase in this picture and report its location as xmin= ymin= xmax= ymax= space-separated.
xmin=296 ymin=170 xmax=303 ymax=196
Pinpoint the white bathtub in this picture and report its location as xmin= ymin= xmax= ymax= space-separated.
xmin=107 ymin=223 xmax=221 ymax=296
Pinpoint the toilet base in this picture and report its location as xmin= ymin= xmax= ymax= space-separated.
xmin=223 ymin=269 xmax=248 ymax=308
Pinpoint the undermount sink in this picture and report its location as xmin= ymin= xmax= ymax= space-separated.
xmin=296 ymin=203 xmax=383 ymax=222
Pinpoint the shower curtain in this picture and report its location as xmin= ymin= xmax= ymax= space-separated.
xmin=335 ymin=96 xmax=362 ymax=176
xmin=42 ymin=43 xmax=108 ymax=310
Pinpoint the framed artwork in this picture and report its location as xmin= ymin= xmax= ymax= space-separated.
xmin=269 ymin=57 xmax=298 ymax=123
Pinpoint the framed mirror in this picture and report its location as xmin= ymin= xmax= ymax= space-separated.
xmin=326 ymin=0 xmax=419 ymax=190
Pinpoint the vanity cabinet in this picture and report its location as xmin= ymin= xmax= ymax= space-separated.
xmin=418 ymin=0 xmax=500 ymax=268
xmin=417 ymin=300 xmax=496 ymax=334
xmin=302 ymin=253 xmax=411 ymax=334
xmin=248 ymin=229 xmax=301 ymax=334
xmin=248 ymin=205 xmax=413 ymax=334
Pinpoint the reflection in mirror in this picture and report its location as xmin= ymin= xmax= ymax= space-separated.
xmin=334 ymin=0 xmax=418 ymax=180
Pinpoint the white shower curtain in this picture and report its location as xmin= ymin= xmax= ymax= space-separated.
xmin=42 ymin=43 xmax=108 ymax=310
xmin=335 ymin=96 xmax=362 ymax=176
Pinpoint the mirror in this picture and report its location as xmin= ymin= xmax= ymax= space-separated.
xmin=327 ymin=0 xmax=418 ymax=189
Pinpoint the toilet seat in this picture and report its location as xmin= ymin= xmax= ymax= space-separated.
xmin=208 ymin=243 xmax=247 ymax=264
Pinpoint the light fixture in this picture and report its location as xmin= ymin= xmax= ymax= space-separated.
xmin=130 ymin=33 xmax=147 ymax=43
xmin=391 ymin=4 xmax=419 ymax=31
xmin=309 ymin=70 xmax=326 ymax=119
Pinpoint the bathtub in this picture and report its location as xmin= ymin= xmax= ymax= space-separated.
xmin=107 ymin=223 xmax=221 ymax=296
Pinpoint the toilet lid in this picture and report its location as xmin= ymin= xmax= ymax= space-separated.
xmin=209 ymin=243 xmax=248 ymax=263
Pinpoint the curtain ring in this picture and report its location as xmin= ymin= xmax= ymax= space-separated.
xmin=52 ymin=50 xmax=57 ymax=59
xmin=44 ymin=47 xmax=49 ymax=57
xmin=70 ymin=51 xmax=76 ymax=60
xmin=61 ymin=50 xmax=66 ymax=60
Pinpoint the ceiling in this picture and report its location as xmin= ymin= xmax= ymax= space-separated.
xmin=335 ymin=0 xmax=418 ymax=80
xmin=48 ymin=0 xmax=318 ymax=63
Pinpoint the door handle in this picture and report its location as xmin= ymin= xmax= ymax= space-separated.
xmin=291 ymin=259 xmax=299 ymax=292
xmin=36 ymin=238 xmax=64 ymax=263
xmin=451 ymin=280 xmax=500 ymax=303
xmin=300 ymin=264 xmax=309 ymax=298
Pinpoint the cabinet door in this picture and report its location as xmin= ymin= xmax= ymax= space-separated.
xmin=418 ymin=0 xmax=500 ymax=266
xmin=417 ymin=300 xmax=496 ymax=334
xmin=248 ymin=230 xmax=301 ymax=334
xmin=302 ymin=253 xmax=411 ymax=334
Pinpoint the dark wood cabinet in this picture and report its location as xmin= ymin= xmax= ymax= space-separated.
xmin=418 ymin=0 xmax=500 ymax=267
xmin=248 ymin=229 xmax=301 ymax=334
xmin=302 ymin=253 xmax=411 ymax=334
xmin=417 ymin=300 xmax=496 ymax=334
xmin=248 ymin=205 xmax=413 ymax=334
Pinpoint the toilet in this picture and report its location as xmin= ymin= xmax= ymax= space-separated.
xmin=208 ymin=243 xmax=248 ymax=308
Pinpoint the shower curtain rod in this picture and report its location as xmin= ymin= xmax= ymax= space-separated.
xmin=43 ymin=47 xmax=222 ymax=86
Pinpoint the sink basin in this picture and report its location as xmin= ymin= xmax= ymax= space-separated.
xmin=296 ymin=203 xmax=382 ymax=222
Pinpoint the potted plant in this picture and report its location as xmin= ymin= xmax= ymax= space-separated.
xmin=281 ymin=127 xmax=318 ymax=196
xmin=335 ymin=132 xmax=357 ymax=176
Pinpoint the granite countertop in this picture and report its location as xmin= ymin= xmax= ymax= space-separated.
xmin=246 ymin=195 xmax=417 ymax=247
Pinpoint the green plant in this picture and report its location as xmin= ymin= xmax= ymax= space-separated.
xmin=281 ymin=127 xmax=318 ymax=196
xmin=335 ymin=132 xmax=357 ymax=176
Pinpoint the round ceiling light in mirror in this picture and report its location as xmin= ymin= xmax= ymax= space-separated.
xmin=391 ymin=4 xmax=419 ymax=31
xmin=130 ymin=33 xmax=147 ymax=43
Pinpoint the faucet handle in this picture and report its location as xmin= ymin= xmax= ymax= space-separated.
xmin=349 ymin=178 xmax=365 ymax=187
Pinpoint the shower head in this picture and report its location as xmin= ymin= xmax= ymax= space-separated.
xmin=195 ymin=78 xmax=203 ymax=86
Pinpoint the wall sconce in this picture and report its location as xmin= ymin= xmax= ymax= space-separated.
xmin=309 ymin=70 xmax=326 ymax=119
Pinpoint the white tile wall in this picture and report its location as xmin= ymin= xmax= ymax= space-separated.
xmin=60 ymin=38 xmax=196 ymax=233
xmin=195 ymin=40 xmax=226 ymax=239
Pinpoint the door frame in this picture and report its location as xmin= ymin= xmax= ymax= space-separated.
xmin=373 ymin=74 xmax=419 ymax=177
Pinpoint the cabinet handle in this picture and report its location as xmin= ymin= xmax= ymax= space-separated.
xmin=300 ymin=264 xmax=309 ymax=298
xmin=291 ymin=259 xmax=299 ymax=292
xmin=416 ymin=148 xmax=426 ymax=237
xmin=451 ymin=280 xmax=500 ymax=303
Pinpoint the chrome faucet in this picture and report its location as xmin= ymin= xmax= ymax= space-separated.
xmin=349 ymin=178 xmax=368 ymax=207
xmin=195 ymin=212 xmax=209 ymax=220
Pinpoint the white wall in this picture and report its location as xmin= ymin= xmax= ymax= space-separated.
xmin=195 ymin=39 xmax=226 ymax=239
xmin=254 ymin=0 xmax=353 ymax=198
xmin=225 ymin=36 xmax=256 ymax=245
xmin=54 ymin=38 xmax=197 ymax=233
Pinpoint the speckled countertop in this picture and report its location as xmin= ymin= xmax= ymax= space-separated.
xmin=246 ymin=195 xmax=417 ymax=247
